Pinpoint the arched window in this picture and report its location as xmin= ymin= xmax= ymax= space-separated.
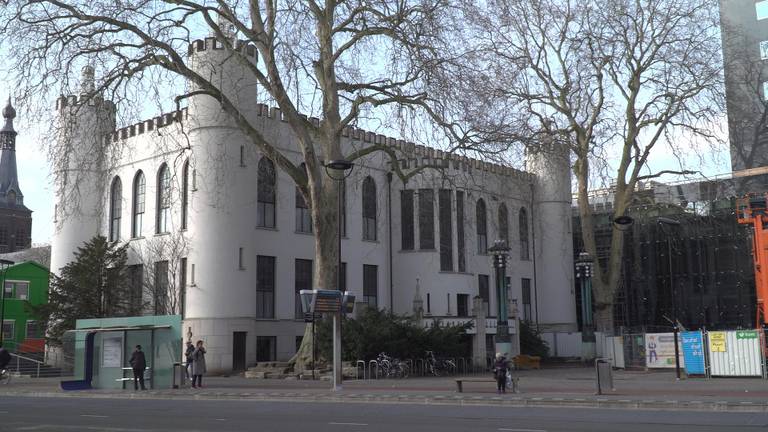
xmin=519 ymin=207 xmax=530 ymax=260
xmin=295 ymin=163 xmax=312 ymax=233
xmin=156 ymin=163 xmax=171 ymax=234
xmin=498 ymin=203 xmax=509 ymax=245
xmin=257 ymin=157 xmax=276 ymax=228
xmin=109 ymin=177 xmax=122 ymax=241
xmin=476 ymin=198 xmax=487 ymax=254
xmin=362 ymin=176 xmax=377 ymax=241
xmin=132 ymin=171 xmax=145 ymax=238
xmin=181 ymin=160 xmax=190 ymax=230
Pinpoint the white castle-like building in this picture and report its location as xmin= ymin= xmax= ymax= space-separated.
xmin=49 ymin=37 xmax=576 ymax=373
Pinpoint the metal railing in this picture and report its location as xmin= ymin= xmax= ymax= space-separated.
xmin=8 ymin=352 xmax=43 ymax=378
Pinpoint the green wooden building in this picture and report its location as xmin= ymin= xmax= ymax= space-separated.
xmin=1 ymin=261 xmax=49 ymax=353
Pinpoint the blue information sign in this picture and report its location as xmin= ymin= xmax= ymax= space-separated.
xmin=681 ymin=331 xmax=705 ymax=375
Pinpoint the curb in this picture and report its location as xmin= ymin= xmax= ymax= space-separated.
xmin=3 ymin=390 xmax=768 ymax=412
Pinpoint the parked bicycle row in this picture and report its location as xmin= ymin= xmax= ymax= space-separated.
xmin=356 ymin=352 xmax=495 ymax=379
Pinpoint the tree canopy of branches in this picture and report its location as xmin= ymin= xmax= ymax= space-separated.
xmin=30 ymin=236 xmax=135 ymax=344
xmin=463 ymin=0 xmax=724 ymax=331
xmin=0 ymin=0 xmax=479 ymax=367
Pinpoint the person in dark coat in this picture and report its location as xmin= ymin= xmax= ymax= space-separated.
xmin=129 ymin=345 xmax=147 ymax=390
xmin=493 ymin=352 xmax=509 ymax=394
xmin=191 ymin=340 xmax=206 ymax=389
xmin=184 ymin=341 xmax=195 ymax=380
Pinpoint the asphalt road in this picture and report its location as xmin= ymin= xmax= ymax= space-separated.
xmin=1 ymin=396 xmax=767 ymax=432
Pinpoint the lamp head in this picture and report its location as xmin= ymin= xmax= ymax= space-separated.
xmin=325 ymin=159 xmax=353 ymax=171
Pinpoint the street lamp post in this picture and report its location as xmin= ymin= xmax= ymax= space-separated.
xmin=0 ymin=259 xmax=15 ymax=347
xmin=324 ymin=159 xmax=353 ymax=391
xmin=658 ymin=217 xmax=681 ymax=380
xmin=489 ymin=240 xmax=511 ymax=357
xmin=575 ymin=252 xmax=596 ymax=359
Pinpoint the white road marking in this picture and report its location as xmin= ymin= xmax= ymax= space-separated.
xmin=329 ymin=422 xmax=369 ymax=426
xmin=215 ymin=418 xmax=227 ymax=421
xmin=498 ymin=429 xmax=547 ymax=432
xmin=80 ymin=414 xmax=109 ymax=418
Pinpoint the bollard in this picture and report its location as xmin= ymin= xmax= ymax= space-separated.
xmin=595 ymin=358 xmax=614 ymax=395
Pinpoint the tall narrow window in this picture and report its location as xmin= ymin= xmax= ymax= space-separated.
xmin=456 ymin=191 xmax=466 ymax=272
xmin=257 ymin=157 xmax=276 ymax=228
xmin=362 ymin=176 xmax=377 ymax=241
xmin=154 ymin=260 xmax=169 ymax=315
xmin=476 ymin=199 xmax=487 ymax=254
xmin=479 ymin=274 xmax=490 ymax=315
xmin=181 ymin=160 xmax=190 ymax=230
xmin=419 ymin=189 xmax=435 ymax=249
xmin=498 ymin=203 xmax=509 ymax=245
xmin=401 ymin=190 xmax=414 ymax=250
xmin=132 ymin=171 xmax=145 ymax=238
xmin=295 ymin=259 xmax=313 ymax=318
xmin=295 ymin=164 xmax=312 ymax=233
xmin=522 ymin=278 xmax=532 ymax=321
xmin=439 ymin=189 xmax=453 ymax=271
xmin=519 ymin=207 xmax=530 ymax=260
xmin=179 ymin=258 xmax=187 ymax=319
xmin=156 ymin=164 xmax=171 ymax=234
xmin=457 ymin=294 xmax=469 ymax=317
xmin=363 ymin=264 xmax=378 ymax=309
xmin=109 ymin=177 xmax=122 ymax=242
xmin=257 ymin=255 xmax=276 ymax=318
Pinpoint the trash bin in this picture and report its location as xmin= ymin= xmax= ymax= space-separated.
xmin=595 ymin=358 xmax=614 ymax=395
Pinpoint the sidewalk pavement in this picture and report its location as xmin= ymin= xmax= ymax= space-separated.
xmin=4 ymin=367 xmax=768 ymax=412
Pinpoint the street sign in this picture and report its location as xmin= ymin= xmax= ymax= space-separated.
xmin=299 ymin=289 xmax=355 ymax=315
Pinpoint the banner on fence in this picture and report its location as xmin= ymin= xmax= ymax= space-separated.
xmin=707 ymin=330 xmax=763 ymax=377
xmin=681 ymin=331 xmax=705 ymax=375
xmin=645 ymin=333 xmax=684 ymax=368
xmin=709 ymin=332 xmax=726 ymax=352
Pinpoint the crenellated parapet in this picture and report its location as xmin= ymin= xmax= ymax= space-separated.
xmin=251 ymin=103 xmax=534 ymax=181
xmin=187 ymin=37 xmax=257 ymax=60
xmin=55 ymin=93 xmax=115 ymax=112
xmin=105 ymin=108 xmax=188 ymax=144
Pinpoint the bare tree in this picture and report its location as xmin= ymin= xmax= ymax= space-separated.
xmin=0 ymin=1 xmax=481 ymax=369
xmin=463 ymin=0 xmax=724 ymax=331
xmin=130 ymin=232 xmax=190 ymax=316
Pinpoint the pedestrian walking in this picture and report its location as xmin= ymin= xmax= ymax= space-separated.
xmin=493 ymin=352 xmax=509 ymax=394
xmin=129 ymin=345 xmax=147 ymax=390
xmin=191 ymin=340 xmax=206 ymax=388
xmin=184 ymin=341 xmax=195 ymax=380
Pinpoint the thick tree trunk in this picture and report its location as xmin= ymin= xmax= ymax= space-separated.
xmin=290 ymin=172 xmax=341 ymax=373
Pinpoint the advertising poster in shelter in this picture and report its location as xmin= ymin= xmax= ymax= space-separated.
xmin=645 ymin=332 xmax=684 ymax=368
xmin=102 ymin=336 xmax=122 ymax=368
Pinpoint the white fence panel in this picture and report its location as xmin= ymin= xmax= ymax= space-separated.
xmin=612 ymin=336 xmax=625 ymax=368
xmin=707 ymin=330 xmax=763 ymax=377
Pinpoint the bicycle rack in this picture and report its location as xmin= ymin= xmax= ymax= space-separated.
xmin=368 ymin=360 xmax=379 ymax=379
xmin=356 ymin=360 xmax=367 ymax=380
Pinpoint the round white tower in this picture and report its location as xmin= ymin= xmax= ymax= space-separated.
xmin=526 ymin=141 xmax=577 ymax=332
xmin=49 ymin=66 xmax=116 ymax=275
xmin=183 ymin=37 xmax=261 ymax=372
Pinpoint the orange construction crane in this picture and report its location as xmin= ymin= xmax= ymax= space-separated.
xmin=737 ymin=195 xmax=768 ymax=328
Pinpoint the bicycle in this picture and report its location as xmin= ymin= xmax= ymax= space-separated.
xmin=0 ymin=368 xmax=12 ymax=385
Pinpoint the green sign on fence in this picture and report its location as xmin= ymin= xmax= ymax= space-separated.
xmin=736 ymin=330 xmax=758 ymax=339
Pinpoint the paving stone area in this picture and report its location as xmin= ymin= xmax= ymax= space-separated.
xmin=4 ymin=367 xmax=768 ymax=412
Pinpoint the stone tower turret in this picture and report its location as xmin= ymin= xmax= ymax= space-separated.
xmin=526 ymin=140 xmax=577 ymax=332
xmin=49 ymin=66 xmax=116 ymax=274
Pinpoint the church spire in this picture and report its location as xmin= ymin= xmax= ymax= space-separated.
xmin=0 ymin=96 xmax=23 ymax=208
xmin=0 ymin=97 xmax=16 ymax=150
